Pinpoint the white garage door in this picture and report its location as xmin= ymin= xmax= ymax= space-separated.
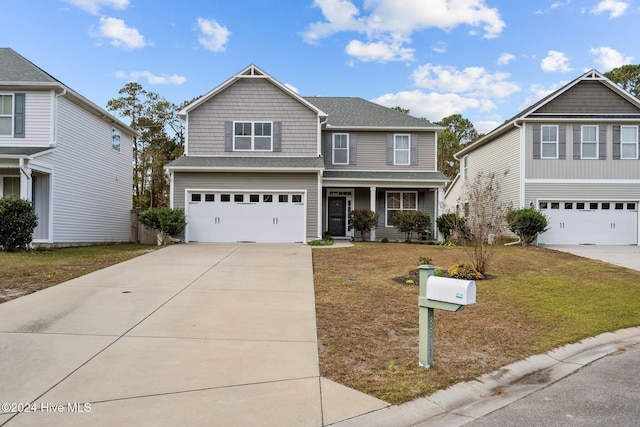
xmin=187 ymin=191 xmax=305 ymax=243
xmin=538 ymin=201 xmax=638 ymax=245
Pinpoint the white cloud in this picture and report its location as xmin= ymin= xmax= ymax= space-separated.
xmin=197 ymin=18 xmax=231 ymax=52
xmin=345 ymin=39 xmax=414 ymax=62
xmin=590 ymin=0 xmax=629 ymax=18
xmin=590 ymin=46 xmax=633 ymax=70
xmin=497 ymin=52 xmax=516 ymax=65
xmin=115 ymin=71 xmax=186 ymax=85
xmin=541 ymin=50 xmax=572 ymax=72
xmin=432 ymin=41 xmax=447 ymax=54
xmin=63 ymin=0 xmax=128 ymax=14
xmin=519 ymin=81 xmax=566 ymax=111
xmin=372 ymin=90 xmax=495 ymax=122
xmin=474 ymin=120 xmax=501 ymax=134
xmin=97 ymin=17 xmax=145 ymax=50
xmin=304 ymin=0 xmax=505 ymax=62
xmin=411 ymin=64 xmax=520 ymax=98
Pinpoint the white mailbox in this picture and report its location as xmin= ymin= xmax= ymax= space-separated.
xmin=426 ymin=276 xmax=476 ymax=305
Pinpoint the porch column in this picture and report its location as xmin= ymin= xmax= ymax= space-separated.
xmin=436 ymin=187 xmax=445 ymax=240
xmin=370 ymin=186 xmax=377 ymax=241
xmin=19 ymin=162 xmax=32 ymax=201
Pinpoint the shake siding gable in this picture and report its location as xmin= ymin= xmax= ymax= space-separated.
xmin=43 ymin=97 xmax=133 ymax=243
xmin=187 ymin=78 xmax=318 ymax=156
xmin=535 ymin=80 xmax=640 ymax=114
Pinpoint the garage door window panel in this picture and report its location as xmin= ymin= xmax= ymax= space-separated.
xmin=191 ymin=194 xmax=202 ymax=202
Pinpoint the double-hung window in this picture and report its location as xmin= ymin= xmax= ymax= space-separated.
xmin=332 ymin=133 xmax=349 ymax=164
xmin=541 ymin=125 xmax=558 ymax=159
xmin=0 ymin=94 xmax=13 ymax=136
xmin=385 ymin=191 xmax=417 ymax=226
xmin=234 ymin=121 xmax=272 ymax=151
xmin=394 ymin=134 xmax=410 ymax=165
xmin=621 ymin=125 xmax=638 ymax=159
xmin=581 ymin=125 xmax=598 ymax=159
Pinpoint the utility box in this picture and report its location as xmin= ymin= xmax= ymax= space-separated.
xmin=426 ymin=276 xmax=476 ymax=305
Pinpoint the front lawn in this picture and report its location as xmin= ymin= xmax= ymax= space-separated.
xmin=312 ymin=242 xmax=640 ymax=404
xmin=0 ymin=244 xmax=156 ymax=303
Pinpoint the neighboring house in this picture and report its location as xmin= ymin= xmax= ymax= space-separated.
xmin=446 ymin=69 xmax=640 ymax=246
xmin=166 ymin=65 xmax=448 ymax=243
xmin=0 ymin=48 xmax=137 ymax=246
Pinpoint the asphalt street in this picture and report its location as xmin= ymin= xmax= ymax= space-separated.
xmin=466 ymin=344 xmax=640 ymax=426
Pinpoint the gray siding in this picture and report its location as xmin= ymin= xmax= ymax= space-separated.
xmin=173 ymin=171 xmax=319 ymax=239
xmin=187 ymin=79 xmax=318 ymax=156
xmin=526 ymin=122 xmax=640 ymax=179
xmin=322 ymin=131 xmax=437 ymax=171
xmin=535 ymin=80 xmax=640 ymax=115
xmin=40 ymin=96 xmax=133 ymax=243
xmin=525 ymin=182 xmax=640 ymax=203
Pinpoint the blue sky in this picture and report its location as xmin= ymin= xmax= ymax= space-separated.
xmin=2 ymin=0 xmax=638 ymax=133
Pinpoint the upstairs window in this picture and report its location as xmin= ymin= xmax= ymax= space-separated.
xmin=621 ymin=125 xmax=638 ymax=159
xmin=234 ymin=121 xmax=272 ymax=151
xmin=394 ymin=134 xmax=410 ymax=165
xmin=581 ymin=125 xmax=597 ymax=159
xmin=112 ymin=129 xmax=121 ymax=151
xmin=0 ymin=94 xmax=13 ymax=135
xmin=541 ymin=125 xmax=558 ymax=159
xmin=463 ymin=155 xmax=468 ymax=180
xmin=332 ymin=133 xmax=349 ymax=165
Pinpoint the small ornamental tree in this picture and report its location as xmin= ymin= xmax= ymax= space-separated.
xmin=138 ymin=207 xmax=186 ymax=245
xmin=0 ymin=196 xmax=38 ymax=252
xmin=507 ymin=208 xmax=549 ymax=245
xmin=348 ymin=209 xmax=379 ymax=242
xmin=391 ymin=210 xmax=431 ymax=243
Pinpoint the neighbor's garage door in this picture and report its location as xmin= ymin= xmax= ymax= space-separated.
xmin=538 ymin=201 xmax=638 ymax=245
xmin=187 ymin=191 xmax=305 ymax=243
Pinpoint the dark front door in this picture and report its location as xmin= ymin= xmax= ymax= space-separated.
xmin=328 ymin=197 xmax=346 ymax=236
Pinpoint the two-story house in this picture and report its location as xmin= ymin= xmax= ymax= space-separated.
xmin=445 ymin=69 xmax=640 ymax=246
xmin=0 ymin=48 xmax=137 ymax=246
xmin=166 ymin=65 xmax=448 ymax=243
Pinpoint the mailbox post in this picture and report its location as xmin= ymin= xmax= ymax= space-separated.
xmin=418 ymin=265 xmax=476 ymax=368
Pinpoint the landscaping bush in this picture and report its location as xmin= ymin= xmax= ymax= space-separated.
xmin=348 ymin=209 xmax=379 ymax=242
xmin=0 ymin=196 xmax=38 ymax=252
xmin=448 ymin=262 xmax=484 ymax=280
xmin=507 ymin=208 xmax=549 ymax=245
xmin=391 ymin=211 xmax=431 ymax=243
xmin=138 ymin=207 xmax=186 ymax=245
xmin=436 ymin=212 xmax=467 ymax=239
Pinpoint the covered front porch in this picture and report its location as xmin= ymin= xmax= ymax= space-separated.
xmin=0 ymin=147 xmax=53 ymax=243
xmin=321 ymin=171 xmax=448 ymax=242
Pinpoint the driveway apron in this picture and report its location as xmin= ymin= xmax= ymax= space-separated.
xmin=0 ymin=244 xmax=386 ymax=426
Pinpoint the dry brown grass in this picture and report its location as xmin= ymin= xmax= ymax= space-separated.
xmin=312 ymin=242 xmax=640 ymax=404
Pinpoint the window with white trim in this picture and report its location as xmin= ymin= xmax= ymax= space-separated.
xmin=581 ymin=125 xmax=597 ymax=159
xmin=234 ymin=121 xmax=272 ymax=151
xmin=463 ymin=155 xmax=468 ymax=180
xmin=332 ymin=133 xmax=349 ymax=164
xmin=385 ymin=191 xmax=417 ymax=226
xmin=112 ymin=128 xmax=121 ymax=151
xmin=394 ymin=134 xmax=410 ymax=165
xmin=541 ymin=125 xmax=558 ymax=159
xmin=621 ymin=125 xmax=638 ymax=159
xmin=0 ymin=94 xmax=13 ymax=136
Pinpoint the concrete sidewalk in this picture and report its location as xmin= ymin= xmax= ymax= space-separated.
xmin=0 ymin=244 xmax=386 ymax=426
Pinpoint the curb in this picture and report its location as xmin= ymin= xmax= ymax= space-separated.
xmin=329 ymin=326 xmax=640 ymax=427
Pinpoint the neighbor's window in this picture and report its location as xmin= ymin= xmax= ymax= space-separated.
xmin=463 ymin=155 xmax=468 ymax=180
xmin=621 ymin=125 xmax=638 ymax=159
xmin=581 ymin=125 xmax=597 ymax=159
xmin=332 ymin=133 xmax=349 ymax=164
xmin=394 ymin=134 xmax=410 ymax=165
xmin=2 ymin=176 xmax=20 ymax=197
xmin=112 ymin=128 xmax=121 ymax=151
xmin=385 ymin=191 xmax=417 ymax=226
xmin=234 ymin=121 xmax=272 ymax=151
xmin=541 ymin=125 xmax=558 ymax=159
xmin=0 ymin=94 xmax=13 ymax=136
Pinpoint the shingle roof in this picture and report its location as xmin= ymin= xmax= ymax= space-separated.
xmin=0 ymin=48 xmax=60 ymax=83
xmin=166 ymin=156 xmax=325 ymax=170
xmin=304 ymin=97 xmax=442 ymax=130
xmin=0 ymin=147 xmax=53 ymax=156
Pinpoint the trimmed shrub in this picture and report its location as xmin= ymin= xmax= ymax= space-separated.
xmin=0 ymin=196 xmax=38 ymax=252
xmin=391 ymin=210 xmax=431 ymax=243
xmin=448 ymin=262 xmax=483 ymax=280
xmin=507 ymin=208 xmax=549 ymax=245
xmin=348 ymin=209 xmax=379 ymax=242
xmin=138 ymin=207 xmax=186 ymax=245
xmin=436 ymin=213 xmax=467 ymax=239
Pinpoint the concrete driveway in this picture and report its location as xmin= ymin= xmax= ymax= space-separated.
xmin=0 ymin=244 xmax=386 ymax=426
xmin=544 ymin=245 xmax=640 ymax=271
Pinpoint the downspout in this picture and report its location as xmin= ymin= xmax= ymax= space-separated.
xmin=53 ymin=88 xmax=66 ymax=146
